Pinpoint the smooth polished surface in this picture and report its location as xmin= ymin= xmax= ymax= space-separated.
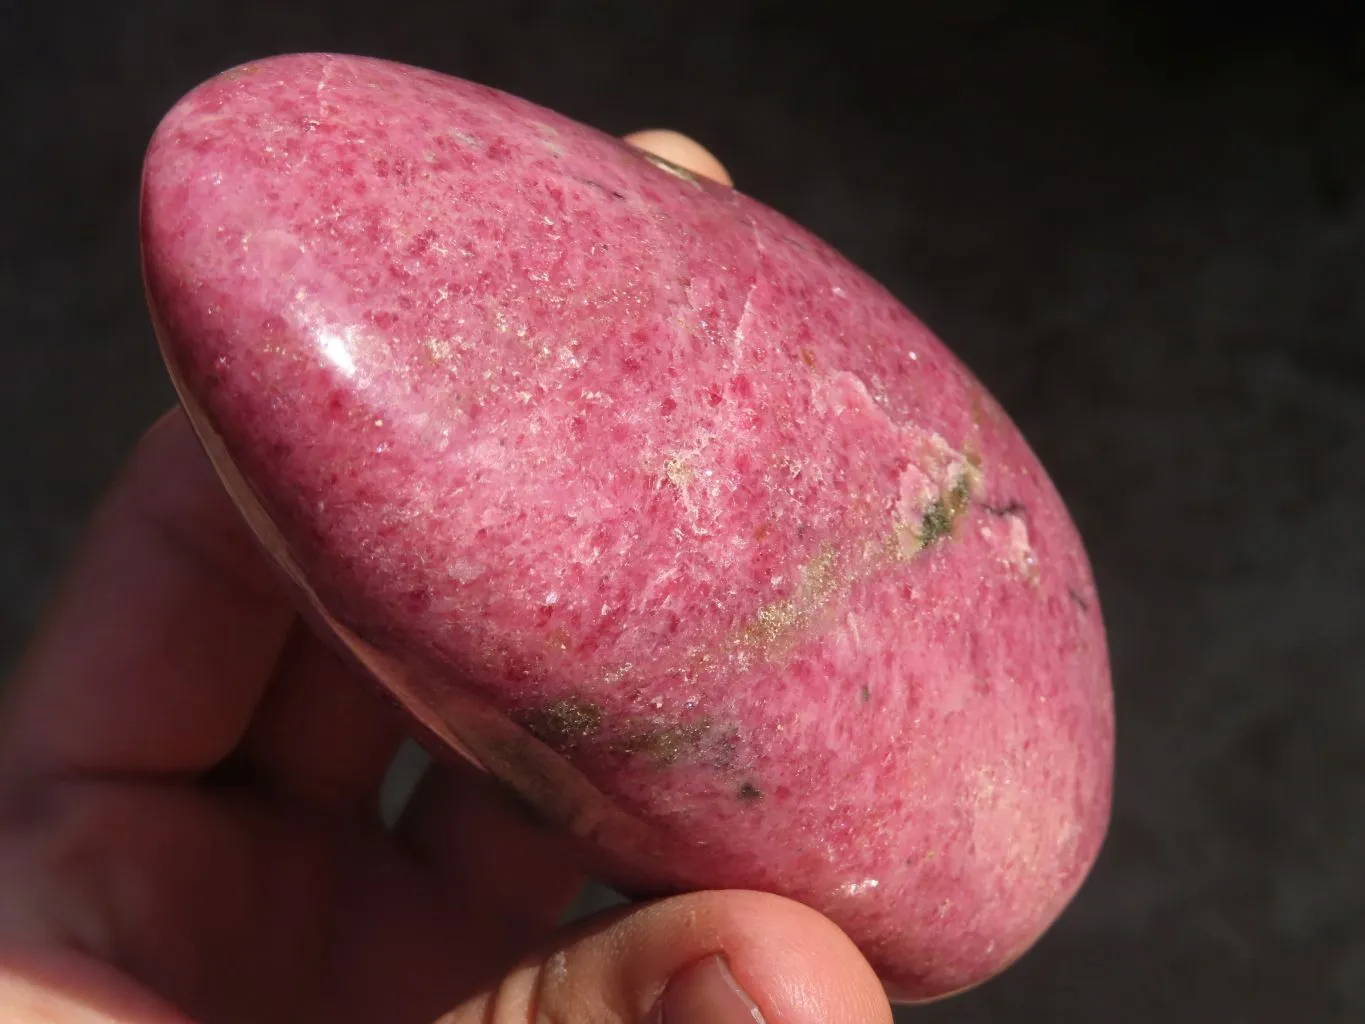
xmin=140 ymin=53 xmax=1113 ymax=1000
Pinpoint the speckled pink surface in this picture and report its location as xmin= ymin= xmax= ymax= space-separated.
xmin=140 ymin=53 xmax=1114 ymax=1000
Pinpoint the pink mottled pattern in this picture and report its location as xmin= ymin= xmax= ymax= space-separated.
xmin=140 ymin=53 xmax=1113 ymax=1000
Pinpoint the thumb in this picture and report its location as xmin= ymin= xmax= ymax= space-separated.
xmin=441 ymin=889 xmax=893 ymax=1024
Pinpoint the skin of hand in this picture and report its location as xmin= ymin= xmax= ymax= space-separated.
xmin=0 ymin=132 xmax=894 ymax=1024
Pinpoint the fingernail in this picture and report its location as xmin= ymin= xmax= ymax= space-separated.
xmin=654 ymin=954 xmax=766 ymax=1024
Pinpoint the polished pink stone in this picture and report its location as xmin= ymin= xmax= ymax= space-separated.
xmin=140 ymin=53 xmax=1114 ymax=1001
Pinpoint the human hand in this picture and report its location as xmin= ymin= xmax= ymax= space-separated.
xmin=0 ymin=135 xmax=893 ymax=1024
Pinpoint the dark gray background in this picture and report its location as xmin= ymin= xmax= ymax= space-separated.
xmin=3 ymin=1 xmax=1363 ymax=1020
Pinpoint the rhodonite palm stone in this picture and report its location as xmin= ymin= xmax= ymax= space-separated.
xmin=139 ymin=53 xmax=1115 ymax=1001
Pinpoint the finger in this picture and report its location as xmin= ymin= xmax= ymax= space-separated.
xmin=442 ymin=889 xmax=893 ymax=1024
xmin=1 ymin=410 xmax=293 ymax=778
xmin=394 ymin=755 xmax=585 ymax=953
xmin=624 ymin=130 xmax=734 ymax=186
xmin=229 ymin=622 xmax=406 ymax=820
xmin=0 ymin=943 xmax=192 ymax=1022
